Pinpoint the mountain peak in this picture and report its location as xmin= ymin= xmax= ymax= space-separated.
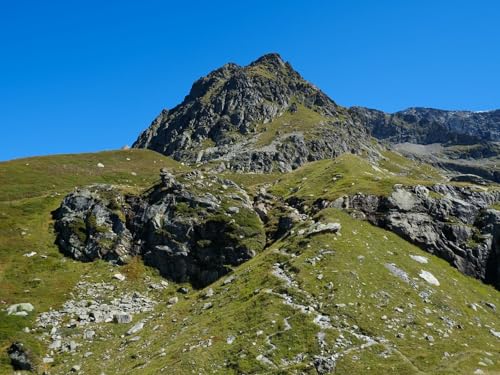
xmin=249 ymin=52 xmax=286 ymax=67
xmin=133 ymin=54 xmax=372 ymax=172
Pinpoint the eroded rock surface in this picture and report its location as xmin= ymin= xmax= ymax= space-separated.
xmin=53 ymin=171 xmax=265 ymax=287
xmin=53 ymin=185 xmax=134 ymax=263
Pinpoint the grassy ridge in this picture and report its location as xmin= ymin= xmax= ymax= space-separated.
xmin=255 ymin=103 xmax=326 ymax=148
xmin=0 ymin=149 xmax=187 ymax=201
xmin=270 ymin=151 xmax=445 ymax=205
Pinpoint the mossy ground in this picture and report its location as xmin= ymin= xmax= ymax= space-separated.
xmin=1 ymin=149 xmax=499 ymax=374
xmin=255 ymin=103 xmax=326 ymax=148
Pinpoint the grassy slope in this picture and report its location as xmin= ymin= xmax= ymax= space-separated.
xmin=0 ymin=149 xmax=187 ymax=372
xmin=47 ymin=209 xmax=500 ymax=374
xmin=270 ymin=151 xmax=445 ymax=205
xmin=0 ymin=149 xmax=499 ymax=374
xmin=255 ymin=103 xmax=327 ymax=148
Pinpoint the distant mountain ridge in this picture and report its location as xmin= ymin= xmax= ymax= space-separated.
xmin=349 ymin=106 xmax=500 ymax=145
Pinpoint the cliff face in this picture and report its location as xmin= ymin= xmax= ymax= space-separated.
xmin=133 ymin=53 xmax=374 ymax=172
xmin=349 ymin=106 xmax=500 ymax=145
xmin=348 ymin=106 xmax=500 ymax=182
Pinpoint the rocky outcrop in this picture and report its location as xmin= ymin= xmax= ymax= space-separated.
xmin=128 ymin=170 xmax=265 ymax=286
xmin=133 ymin=53 xmax=374 ymax=172
xmin=132 ymin=53 xmax=499 ymax=178
xmin=349 ymin=107 xmax=500 ymax=182
xmin=53 ymin=185 xmax=134 ymax=263
xmin=321 ymin=184 xmax=500 ymax=288
xmin=53 ymin=170 xmax=266 ymax=287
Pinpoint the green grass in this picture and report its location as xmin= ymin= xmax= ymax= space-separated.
xmin=200 ymin=78 xmax=228 ymax=105
xmin=45 ymin=208 xmax=500 ymax=374
xmin=246 ymin=65 xmax=276 ymax=80
xmin=490 ymin=203 xmax=500 ymax=210
xmin=0 ymin=149 xmax=187 ymax=201
xmin=271 ymin=152 xmax=445 ymax=205
xmin=1 ymin=149 xmax=499 ymax=374
xmin=255 ymin=103 xmax=327 ymax=147
xmin=200 ymin=138 xmax=216 ymax=149
xmin=0 ymin=149 xmax=187 ymax=372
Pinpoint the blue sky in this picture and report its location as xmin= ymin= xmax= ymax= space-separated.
xmin=1 ymin=0 xmax=499 ymax=161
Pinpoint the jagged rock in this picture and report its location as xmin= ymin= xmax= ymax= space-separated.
xmin=385 ymin=263 xmax=411 ymax=284
xmin=48 ymin=339 xmax=62 ymax=349
xmin=203 ymin=288 xmax=214 ymax=299
xmin=8 ymin=342 xmax=33 ymax=371
xmin=53 ymin=184 xmax=134 ymax=263
xmin=113 ymin=273 xmax=126 ymax=281
xmin=419 ymin=270 xmax=440 ymax=286
xmin=349 ymin=107 xmax=500 ymax=182
xmin=450 ymin=174 xmax=489 ymax=185
xmin=133 ymin=53 xmax=374 ymax=172
xmin=329 ymin=184 xmax=500 ymax=288
xmin=83 ymin=330 xmax=95 ymax=340
xmin=202 ymin=302 xmax=213 ymax=310
xmin=410 ymin=255 xmax=428 ymax=264
xmin=114 ymin=313 xmax=133 ymax=324
xmin=53 ymin=172 xmax=265 ymax=288
xmin=168 ymin=297 xmax=178 ymax=305
xmin=349 ymin=106 xmax=500 ymax=145
xmin=490 ymin=329 xmax=500 ymax=339
xmin=314 ymin=356 xmax=336 ymax=374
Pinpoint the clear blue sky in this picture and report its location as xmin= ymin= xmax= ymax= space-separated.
xmin=1 ymin=0 xmax=499 ymax=161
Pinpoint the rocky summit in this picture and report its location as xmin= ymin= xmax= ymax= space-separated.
xmin=134 ymin=53 xmax=500 ymax=183
xmin=2 ymin=54 xmax=500 ymax=374
xmin=133 ymin=53 xmax=374 ymax=172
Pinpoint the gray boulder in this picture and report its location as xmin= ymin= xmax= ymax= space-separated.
xmin=53 ymin=185 xmax=134 ymax=263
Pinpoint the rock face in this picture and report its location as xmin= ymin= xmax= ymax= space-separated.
xmin=53 ymin=185 xmax=134 ymax=263
xmin=328 ymin=184 xmax=500 ymax=288
xmin=349 ymin=106 xmax=500 ymax=145
xmin=54 ymin=171 xmax=265 ymax=287
xmin=133 ymin=53 xmax=373 ymax=172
